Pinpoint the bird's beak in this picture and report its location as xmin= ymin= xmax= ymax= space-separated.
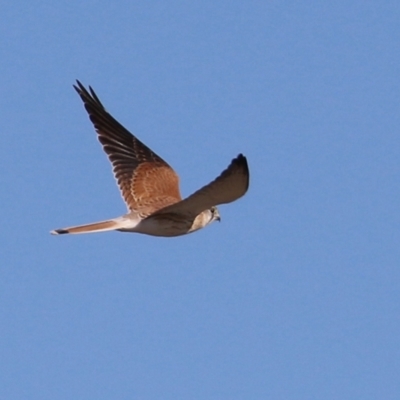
xmin=216 ymin=215 xmax=221 ymax=222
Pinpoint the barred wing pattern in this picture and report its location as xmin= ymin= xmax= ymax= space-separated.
xmin=74 ymin=81 xmax=181 ymax=215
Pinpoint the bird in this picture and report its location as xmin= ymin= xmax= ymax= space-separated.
xmin=51 ymin=81 xmax=249 ymax=237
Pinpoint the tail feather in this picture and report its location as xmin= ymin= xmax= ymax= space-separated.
xmin=51 ymin=217 xmax=134 ymax=235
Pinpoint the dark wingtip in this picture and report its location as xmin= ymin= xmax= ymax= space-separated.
xmin=73 ymin=80 xmax=92 ymax=99
xmin=235 ymin=153 xmax=249 ymax=172
xmin=233 ymin=153 xmax=249 ymax=189
xmin=73 ymin=79 xmax=83 ymax=93
xmin=73 ymin=80 xmax=105 ymax=110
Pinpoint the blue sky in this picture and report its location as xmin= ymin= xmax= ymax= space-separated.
xmin=1 ymin=1 xmax=400 ymax=399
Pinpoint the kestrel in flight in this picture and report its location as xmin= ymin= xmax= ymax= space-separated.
xmin=51 ymin=81 xmax=249 ymax=237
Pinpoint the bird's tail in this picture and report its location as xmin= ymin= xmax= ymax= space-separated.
xmin=51 ymin=216 xmax=136 ymax=235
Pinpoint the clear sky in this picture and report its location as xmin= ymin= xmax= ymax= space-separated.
xmin=1 ymin=1 xmax=399 ymax=399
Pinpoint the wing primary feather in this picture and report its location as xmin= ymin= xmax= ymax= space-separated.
xmin=153 ymin=154 xmax=249 ymax=217
xmin=72 ymin=81 xmax=182 ymax=213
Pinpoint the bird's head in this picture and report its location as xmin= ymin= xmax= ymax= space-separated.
xmin=210 ymin=206 xmax=221 ymax=223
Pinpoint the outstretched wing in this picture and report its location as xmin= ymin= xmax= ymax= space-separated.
xmin=74 ymin=81 xmax=182 ymax=215
xmin=153 ymin=154 xmax=249 ymax=218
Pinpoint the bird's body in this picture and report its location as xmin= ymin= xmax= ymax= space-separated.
xmin=122 ymin=208 xmax=216 ymax=236
xmin=55 ymin=209 xmax=216 ymax=237
xmin=51 ymin=81 xmax=249 ymax=237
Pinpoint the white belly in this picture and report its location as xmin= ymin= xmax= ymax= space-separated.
xmin=118 ymin=215 xmax=193 ymax=237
